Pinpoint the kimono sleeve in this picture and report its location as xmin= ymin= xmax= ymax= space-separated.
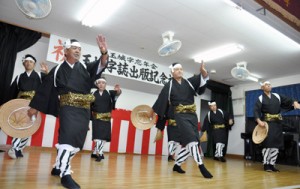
xmin=224 ymin=110 xmax=234 ymax=129
xmin=109 ymin=90 xmax=119 ymax=110
xmin=197 ymin=84 xmax=206 ymax=95
xmin=155 ymin=116 xmax=167 ymax=131
xmin=253 ymin=99 xmax=262 ymax=120
xmin=187 ymin=74 xmax=201 ymax=92
xmin=201 ymin=114 xmax=209 ymax=132
xmin=8 ymin=76 xmax=19 ymax=100
xmin=152 ymin=83 xmax=169 ymax=118
xmin=279 ymin=94 xmax=295 ymax=111
xmin=86 ymin=55 xmax=108 ymax=79
xmin=41 ymin=72 xmax=47 ymax=81
xmin=29 ymin=67 xmax=59 ymax=117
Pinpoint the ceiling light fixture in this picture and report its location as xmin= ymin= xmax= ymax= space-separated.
xmin=247 ymin=75 xmax=259 ymax=82
xmin=81 ymin=0 xmax=125 ymax=27
xmin=193 ymin=43 xmax=244 ymax=63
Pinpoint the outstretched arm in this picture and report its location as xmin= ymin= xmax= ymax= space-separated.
xmin=200 ymin=61 xmax=208 ymax=79
xmin=96 ymin=34 xmax=109 ymax=68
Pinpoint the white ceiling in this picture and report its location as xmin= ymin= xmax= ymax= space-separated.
xmin=1 ymin=0 xmax=299 ymax=93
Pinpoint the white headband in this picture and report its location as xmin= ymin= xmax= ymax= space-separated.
xmin=94 ymin=78 xmax=107 ymax=85
xmin=208 ymin=102 xmax=216 ymax=106
xmin=63 ymin=39 xmax=81 ymax=49
xmin=260 ymin=81 xmax=271 ymax=86
xmin=169 ymin=63 xmax=182 ymax=73
xmin=22 ymin=57 xmax=35 ymax=63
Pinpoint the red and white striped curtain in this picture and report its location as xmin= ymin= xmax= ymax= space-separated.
xmin=0 ymin=109 xmax=171 ymax=155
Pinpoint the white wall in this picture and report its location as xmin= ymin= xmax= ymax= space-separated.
xmin=228 ymin=75 xmax=300 ymax=155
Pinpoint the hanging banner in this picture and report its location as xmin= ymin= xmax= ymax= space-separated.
xmin=47 ymin=34 xmax=171 ymax=85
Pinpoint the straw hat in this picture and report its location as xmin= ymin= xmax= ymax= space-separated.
xmin=131 ymin=105 xmax=156 ymax=130
xmin=200 ymin=131 xmax=207 ymax=142
xmin=0 ymin=99 xmax=42 ymax=138
xmin=252 ymin=122 xmax=269 ymax=144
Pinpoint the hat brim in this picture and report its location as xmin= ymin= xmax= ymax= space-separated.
xmin=200 ymin=131 xmax=207 ymax=142
xmin=0 ymin=99 xmax=42 ymax=138
xmin=252 ymin=122 xmax=269 ymax=144
xmin=130 ymin=105 xmax=156 ymax=130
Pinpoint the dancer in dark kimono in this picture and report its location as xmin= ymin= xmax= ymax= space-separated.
xmin=202 ymin=101 xmax=234 ymax=162
xmin=90 ymin=77 xmax=121 ymax=162
xmin=155 ymin=86 xmax=207 ymax=162
xmin=7 ymin=54 xmax=48 ymax=159
xmin=150 ymin=61 xmax=213 ymax=179
xmin=254 ymin=81 xmax=300 ymax=172
xmin=28 ymin=35 xmax=109 ymax=189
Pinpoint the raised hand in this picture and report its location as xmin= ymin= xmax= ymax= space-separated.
xmin=96 ymin=34 xmax=108 ymax=54
xmin=200 ymin=61 xmax=208 ymax=78
xmin=40 ymin=62 xmax=49 ymax=74
xmin=114 ymin=84 xmax=121 ymax=95
xmin=294 ymin=101 xmax=300 ymax=109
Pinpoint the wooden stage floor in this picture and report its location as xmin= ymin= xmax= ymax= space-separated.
xmin=0 ymin=146 xmax=300 ymax=189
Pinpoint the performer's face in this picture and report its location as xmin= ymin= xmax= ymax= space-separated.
xmin=209 ymin=104 xmax=217 ymax=111
xmin=23 ymin=60 xmax=35 ymax=71
xmin=65 ymin=46 xmax=81 ymax=63
xmin=262 ymin=84 xmax=272 ymax=92
xmin=172 ymin=67 xmax=183 ymax=79
xmin=96 ymin=80 xmax=106 ymax=91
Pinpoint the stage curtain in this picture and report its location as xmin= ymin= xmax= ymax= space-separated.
xmin=0 ymin=22 xmax=41 ymax=105
xmin=205 ymin=80 xmax=233 ymax=157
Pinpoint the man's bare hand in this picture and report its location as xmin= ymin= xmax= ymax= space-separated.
xmin=294 ymin=101 xmax=300 ymax=109
xmin=257 ymin=120 xmax=265 ymax=127
xmin=27 ymin=108 xmax=38 ymax=121
xmin=96 ymin=34 xmax=108 ymax=54
xmin=200 ymin=61 xmax=208 ymax=78
xmin=154 ymin=129 xmax=163 ymax=143
xmin=114 ymin=84 xmax=121 ymax=95
xmin=40 ymin=62 xmax=49 ymax=74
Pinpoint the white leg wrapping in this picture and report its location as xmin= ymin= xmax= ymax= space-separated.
xmin=269 ymin=148 xmax=279 ymax=165
xmin=175 ymin=147 xmax=190 ymax=166
xmin=262 ymin=148 xmax=270 ymax=165
xmin=187 ymin=142 xmax=203 ymax=165
xmin=54 ymin=144 xmax=79 ymax=177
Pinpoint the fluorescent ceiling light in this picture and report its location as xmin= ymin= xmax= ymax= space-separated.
xmin=247 ymin=75 xmax=259 ymax=82
xmin=247 ymin=73 xmax=261 ymax=82
xmin=193 ymin=43 xmax=244 ymax=62
xmin=81 ymin=0 xmax=125 ymax=27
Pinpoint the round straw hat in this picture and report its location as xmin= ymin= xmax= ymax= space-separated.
xmin=131 ymin=105 xmax=156 ymax=130
xmin=200 ymin=131 xmax=208 ymax=142
xmin=252 ymin=122 xmax=269 ymax=144
xmin=0 ymin=99 xmax=42 ymax=138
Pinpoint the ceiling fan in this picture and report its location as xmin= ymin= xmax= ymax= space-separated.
xmin=158 ymin=31 xmax=182 ymax=56
xmin=231 ymin=61 xmax=259 ymax=82
xmin=15 ymin=0 xmax=52 ymax=19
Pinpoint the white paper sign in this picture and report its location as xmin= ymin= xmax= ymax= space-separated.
xmin=47 ymin=34 xmax=171 ymax=85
